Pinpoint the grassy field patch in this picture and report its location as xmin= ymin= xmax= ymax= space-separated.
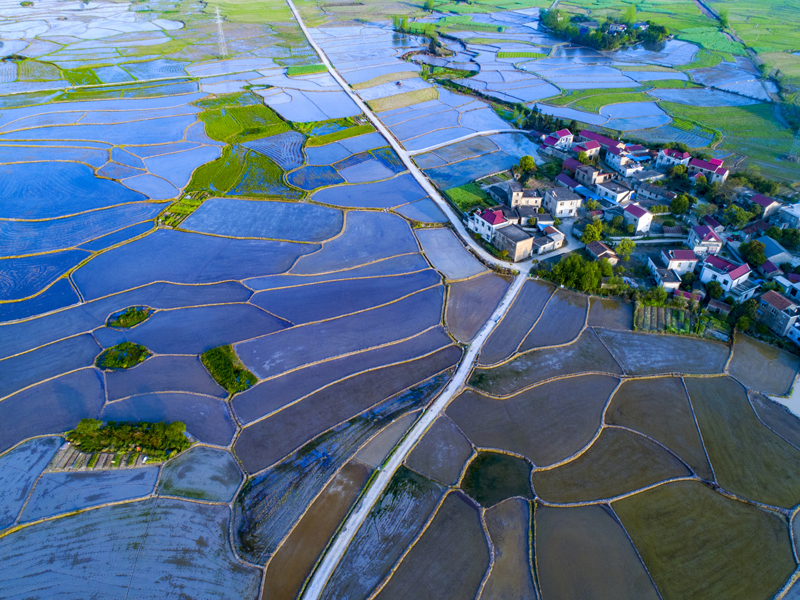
xmin=201 ymin=345 xmax=257 ymax=394
xmin=107 ymin=306 xmax=152 ymax=329
xmin=571 ymin=92 xmax=655 ymax=113
xmin=306 ymin=124 xmax=375 ymax=146
xmin=96 ymin=342 xmax=151 ymax=370
xmin=63 ymin=68 xmax=101 ymax=86
xmin=367 ymin=87 xmax=438 ymax=112
xmin=676 ymin=49 xmax=724 ymax=71
xmin=544 ymin=86 xmax=644 ymax=107
xmin=286 ymin=63 xmax=326 ymax=76
xmin=677 ymin=27 xmax=746 ymax=55
xmin=197 ymin=92 xmax=289 ymax=144
xmin=442 ymin=182 xmax=494 ymax=212
xmin=461 ymin=451 xmax=533 ymax=507
xmin=497 ymin=51 xmax=546 ymax=59
xmin=352 ymin=71 xmax=419 ymax=90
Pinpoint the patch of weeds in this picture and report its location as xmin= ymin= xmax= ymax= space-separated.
xmin=201 ymin=345 xmax=257 ymax=394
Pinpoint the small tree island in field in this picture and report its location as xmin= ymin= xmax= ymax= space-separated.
xmin=67 ymin=419 xmax=192 ymax=459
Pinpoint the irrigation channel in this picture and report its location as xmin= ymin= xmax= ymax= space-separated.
xmin=284 ymin=0 xmax=536 ymax=595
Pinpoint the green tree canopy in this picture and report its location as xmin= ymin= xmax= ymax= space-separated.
xmin=581 ymin=220 xmax=603 ymax=244
xmin=671 ymin=194 xmax=690 ymax=214
xmin=705 ymin=280 xmax=724 ymax=299
xmin=519 ymin=155 xmax=536 ymax=173
xmin=616 ymin=238 xmax=635 ymax=261
xmin=739 ymin=240 xmax=767 ymax=266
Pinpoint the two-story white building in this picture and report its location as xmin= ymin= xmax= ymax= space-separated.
xmin=699 ymin=255 xmax=758 ymax=301
xmin=544 ymin=187 xmax=582 ymax=218
xmin=542 ymin=128 xmax=574 ymax=151
xmin=661 ymin=249 xmax=699 ymax=276
xmin=623 ymin=203 xmax=653 ymax=233
xmin=655 ymin=148 xmax=691 ymax=169
xmin=467 ymin=208 xmax=507 ymax=242
xmin=688 ymin=157 xmax=729 ymax=184
xmin=596 ymin=180 xmax=634 ymax=204
xmin=688 ymin=225 xmax=723 ymax=255
xmin=605 ymin=147 xmax=644 ymax=177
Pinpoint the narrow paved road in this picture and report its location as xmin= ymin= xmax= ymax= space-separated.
xmin=407 ymin=128 xmax=525 ymax=156
xmin=300 ymin=271 xmax=528 ymax=600
xmin=285 ymin=0 xmax=532 ymax=271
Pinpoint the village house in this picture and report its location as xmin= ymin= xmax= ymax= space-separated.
xmin=661 ymin=249 xmax=699 ymax=276
xmin=595 ymin=179 xmax=634 ymax=204
xmin=585 ymin=240 xmax=619 ymax=265
xmin=688 ymin=157 xmax=729 ymax=184
xmin=702 ymin=215 xmax=724 ymax=234
xmin=544 ymin=187 xmax=582 ymax=217
xmin=636 ymin=183 xmax=677 ymax=204
xmin=755 ymin=235 xmax=793 ymax=267
xmin=623 ymin=203 xmax=653 ymax=233
xmin=707 ymin=298 xmax=732 ymax=317
xmin=578 ymin=129 xmax=624 ymax=152
xmin=605 ymin=147 xmax=644 ymax=177
xmin=467 ymin=208 xmax=506 ymax=242
xmin=608 ymin=23 xmax=627 ymax=33
xmin=740 ymin=219 xmax=771 ymax=241
xmin=688 ymin=225 xmax=723 ymax=255
xmin=574 ymin=164 xmax=613 ymax=188
xmin=758 ymin=260 xmax=783 ymax=279
xmin=542 ymin=128 xmax=574 ymax=151
xmin=555 ymin=172 xmax=580 ymax=191
xmin=562 ymin=157 xmax=582 ymax=176
xmin=487 ymin=180 xmax=545 ymax=208
xmin=655 ymin=148 xmax=691 ymax=169
xmin=572 ymin=139 xmax=601 ymax=158
xmin=494 ymin=224 xmax=534 ymax=261
xmin=757 ymin=290 xmax=800 ymax=336
xmin=647 ymin=256 xmax=682 ymax=291
xmin=746 ymin=193 xmax=782 ymax=218
xmin=778 ymin=204 xmax=800 ymax=229
xmin=699 ymin=255 xmax=758 ymax=302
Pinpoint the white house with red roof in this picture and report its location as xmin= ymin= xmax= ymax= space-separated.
xmin=623 ymin=203 xmax=653 ymax=233
xmin=688 ymin=225 xmax=723 ymax=255
xmin=572 ymin=139 xmax=601 ymax=158
xmin=578 ymin=129 xmax=624 ymax=151
xmin=467 ymin=208 xmax=507 ymax=242
xmin=747 ymin=193 xmax=782 ymax=218
xmin=661 ymin=249 xmax=699 ymax=276
xmin=688 ymin=157 xmax=729 ymax=184
xmin=655 ymin=148 xmax=691 ymax=169
xmin=543 ymin=128 xmax=574 ymax=151
xmin=699 ymin=255 xmax=758 ymax=301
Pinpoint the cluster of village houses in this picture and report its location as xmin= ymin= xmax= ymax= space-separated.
xmin=463 ymin=127 xmax=800 ymax=345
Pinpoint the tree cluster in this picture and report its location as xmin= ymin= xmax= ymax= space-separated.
xmin=738 ymin=240 xmax=767 ymax=266
xmin=541 ymin=9 xmax=669 ymax=51
xmin=766 ymin=226 xmax=800 ymax=249
xmin=67 ymin=419 xmax=191 ymax=458
xmin=540 ymin=253 xmax=616 ymax=294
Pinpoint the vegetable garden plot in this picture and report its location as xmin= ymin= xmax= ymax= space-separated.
xmin=0 ymin=437 xmax=62 ymax=529
xmin=728 ymin=333 xmax=800 ymax=396
xmin=182 ymin=198 xmax=343 ymax=243
xmin=286 ymin=165 xmax=345 ymax=190
xmin=248 ymin=253 xmax=430 ymax=291
xmin=531 ymin=428 xmax=690 ymax=503
xmin=234 ymin=373 xmax=451 ymax=563
xmin=0 ymin=498 xmax=262 ymax=599
xmin=471 ymin=330 xmax=623 ymax=397
xmin=519 ymin=288 xmax=587 ymax=351
xmin=238 ymin=286 xmax=445 ymax=379
xmin=0 ymin=249 xmax=89 ymax=300
xmin=0 ymin=203 xmax=161 ymax=257
xmin=321 ymin=467 xmax=445 ymax=600
xmin=0 ymin=162 xmax=146 ymax=219
xmin=450 ymin=375 xmax=617 ymax=466
xmin=242 ymin=130 xmax=305 ymax=170
xmin=481 ymin=498 xmax=537 ymax=600
xmin=479 ymin=279 xmax=554 ymax=366
xmin=101 ymin=393 xmax=236 ymax=447
xmin=536 ymin=504 xmax=660 ymax=600
xmin=395 ymin=198 xmax=447 ymax=223
xmin=446 ymin=272 xmax=509 ymax=343
xmin=290 ymin=211 xmax=419 ymax=274
xmin=416 ymin=228 xmax=484 ymax=281
xmin=597 ymin=330 xmax=730 ymax=376
xmin=406 ymin=415 xmax=474 ymax=486
xmin=73 ymin=230 xmax=317 ymax=300
xmin=588 ymin=297 xmax=633 ymax=330
xmin=615 ymin=481 xmax=795 ymax=600
xmin=106 ymin=356 xmax=227 ymax=401
xmin=312 ymin=172 xmax=425 ymax=209
xmin=158 ymin=446 xmax=242 ymax=502
xmin=251 ymin=270 xmax=441 ymax=324
xmin=233 ymin=327 xmax=452 ymax=424
xmin=375 ymin=492 xmax=489 ymax=600
xmin=261 ymin=460 xmax=371 ymax=600
xmin=0 ymin=279 xmax=79 ymax=324
xmin=235 ymin=347 xmax=460 ymax=473
xmin=0 ymin=334 xmax=101 ymax=400
xmin=687 ymin=376 xmax=800 ymax=508
xmin=21 ymin=468 xmax=160 ymax=522
xmin=0 ymin=369 xmax=105 ymax=454
xmin=606 ymin=377 xmax=712 ymax=479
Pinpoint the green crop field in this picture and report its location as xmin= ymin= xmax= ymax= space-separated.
xmin=544 ymin=87 xmax=646 ymax=107
xmin=677 ymin=27 xmax=746 ymax=55
xmin=497 ymin=51 xmax=547 ymax=59
xmin=571 ymin=91 xmax=655 ymax=113
xmin=286 ymin=64 xmax=326 ymax=76
xmin=705 ymin=0 xmax=800 ymax=53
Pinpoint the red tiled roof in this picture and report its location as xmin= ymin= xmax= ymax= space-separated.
xmin=624 ymin=204 xmax=648 ymax=219
xmin=607 ymin=146 xmax=623 ymax=156
xmin=692 ymin=225 xmax=721 ymax=243
xmin=582 ymin=140 xmax=600 ymax=150
xmin=586 ymin=240 xmax=614 ymax=257
xmin=708 ymin=298 xmax=731 ymax=311
xmin=662 ymin=148 xmax=690 ymax=159
xmin=761 ymin=290 xmax=796 ymax=312
xmin=480 ymin=209 xmax=506 ymax=226
xmin=709 ymin=158 xmax=724 ymax=167
xmin=662 ymin=225 xmax=683 ymax=234
xmin=555 ymin=173 xmax=579 ymax=189
xmin=562 ymin=157 xmax=581 ymax=171
xmin=760 ymin=260 xmax=781 ymax=273
xmin=715 ymin=167 xmax=729 ymax=176
xmin=543 ymin=135 xmax=559 ymax=147
xmin=579 ymin=129 xmax=621 ymax=149
xmin=727 ymin=263 xmax=751 ymax=280
xmin=555 ymin=129 xmax=572 ymax=138
xmin=751 ymin=193 xmax=778 ymax=208
xmin=788 ymin=273 xmax=800 ymax=283
xmin=690 ymin=158 xmax=723 ymax=172
xmin=704 ymin=256 xmax=750 ymax=279
xmin=702 ymin=215 xmax=721 ymax=229
xmin=671 ymin=250 xmax=697 ymax=261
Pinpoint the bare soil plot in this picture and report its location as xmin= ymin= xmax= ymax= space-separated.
xmin=462 ymin=451 xmax=533 ymax=508
xmin=406 ymin=415 xmax=474 ymax=486
xmin=470 ymin=330 xmax=622 ymax=397
xmin=235 ymin=346 xmax=461 ymax=473
xmin=261 ymin=460 xmax=371 ymax=600
xmin=478 ymin=279 xmax=554 ymax=366
xmin=446 ymin=272 xmax=510 ymax=343
xmin=614 ymin=481 xmax=795 ymax=600
xmin=606 ymin=377 xmax=712 ymax=479
xmin=596 ymin=330 xmax=729 ymax=375
xmin=532 ymin=428 xmax=690 ymax=503
xmin=375 ymin=492 xmax=490 ymax=600
xmin=449 ymin=375 xmax=618 ymax=466
xmin=686 ymin=376 xmax=800 ymax=508
xmin=480 ymin=498 xmax=536 ymax=600
xmin=588 ymin=297 xmax=633 ymax=330
xmin=519 ymin=288 xmax=587 ymax=351
xmin=158 ymin=446 xmax=242 ymax=503
xmin=536 ymin=504 xmax=660 ymax=600
xmin=321 ymin=467 xmax=445 ymax=600
xmin=728 ymin=333 xmax=800 ymax=396
xmin=356 ymin=411 xmax=419 ymax=469
xmin=750 ymin=392 xmax=800 ymax=450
